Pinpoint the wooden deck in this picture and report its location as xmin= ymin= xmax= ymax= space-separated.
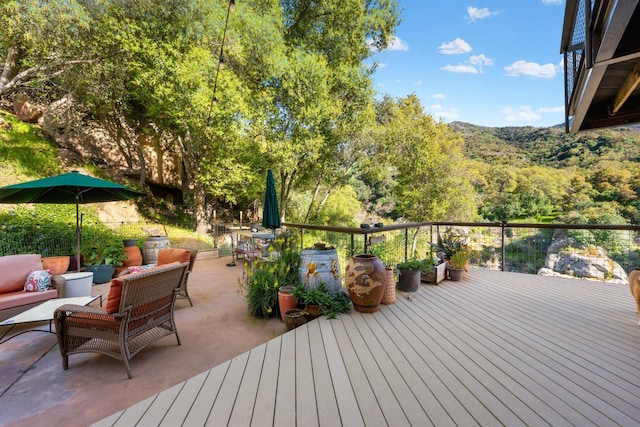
xmin=94 ymin=269 xmax=640 ymax=426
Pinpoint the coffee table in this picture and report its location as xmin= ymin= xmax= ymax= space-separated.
xmin=0 ymin=295 xmax=101 ymax=344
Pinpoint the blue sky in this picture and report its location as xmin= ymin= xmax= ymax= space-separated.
xmin=369 ymin=0 xmax=566 ymax=128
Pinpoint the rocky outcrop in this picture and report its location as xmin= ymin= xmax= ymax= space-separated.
xmin=13 ymin=93 xmax=43 ymax=123
xmin=39 ymin=94 xmax=185 ymax=190
xmin=538 ymin=235 xmax=628 ymax=284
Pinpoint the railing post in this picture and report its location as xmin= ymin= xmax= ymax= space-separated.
xmin=404 ymin=228 xmax=408 ymax=261
xmin=501 ymin=221 xmax=506 ymax=272
xmin=350 ymin=233 xmax=355 ymax=257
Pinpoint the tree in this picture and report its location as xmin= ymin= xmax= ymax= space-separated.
xmin=373 ymin=94 xmax=477 ymax=222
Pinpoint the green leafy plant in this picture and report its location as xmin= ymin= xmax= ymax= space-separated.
xmin=241 ymin=238 xmax=302 ymax=319
xmin=84 ymin=241 xmax=126 ymax=266
xmin=291 ymin=282 xmax=351 ymax=319
xmin=448 ymin=249 xmax=471 ymax=269
xmin=430 ymin=230 xmax=469 ymax=260
xmin=397 ymin=258 xmax=426 ymax=270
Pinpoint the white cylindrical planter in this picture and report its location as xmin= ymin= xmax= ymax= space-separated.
xmin=61 ymin=272 xmax=94 ymax=297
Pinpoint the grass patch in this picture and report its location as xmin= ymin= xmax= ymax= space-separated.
xmin=0 ymin=111 xmax=61 ymax=185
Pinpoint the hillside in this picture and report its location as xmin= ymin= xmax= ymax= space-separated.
xmin=450 ymin=121 xmax=640 ymax=168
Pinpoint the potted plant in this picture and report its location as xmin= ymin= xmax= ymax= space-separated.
xmin=421 ymin=250 xmax=447 ymax=285
xmin=447 ymin=249 xmax=472 ymax=281
xmin=292 ymin=282 xmax=351 ymax=319
xmin=85 ymin=241 xmax=127 ymax=284
xmin=396 ymin=258 xmax=425 ymax=292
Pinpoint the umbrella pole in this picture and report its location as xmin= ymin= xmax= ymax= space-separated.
xmin=76 ymin=201 xmax=81 ymax=272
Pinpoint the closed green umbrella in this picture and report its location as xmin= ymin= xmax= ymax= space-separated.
xmin=0 ymin=171 xmax=145 ymax=271
xmin=261 ymin=169 xmax=280 ymax=231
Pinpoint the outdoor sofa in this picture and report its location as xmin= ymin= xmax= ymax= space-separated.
xmin=0 ymin=254 xmax=66 ymax=322
xmin=54 ymin=261 xmax=188 ymax=378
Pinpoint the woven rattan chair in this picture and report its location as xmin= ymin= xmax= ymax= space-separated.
xmin=54 ymin=262 xmax=188 ymax=379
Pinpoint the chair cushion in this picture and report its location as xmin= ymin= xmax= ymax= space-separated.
xmin=24 ymin=269 xmax=52 ymax=292
xmin=157 ymin=248 xmax=190 ymax=266
xmin=105 ymin=277 xmax=125 ymax=314
xmin=0 ymin=254 xmax=42 ymax=294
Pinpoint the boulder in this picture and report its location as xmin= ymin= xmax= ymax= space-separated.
xmin=13 ymin=93 xmax=43 ymax=123
xmin=538 ymin=235 xmax=628 ymax=285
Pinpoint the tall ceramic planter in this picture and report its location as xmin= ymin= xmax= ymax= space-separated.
xmin=278 ymin=286 xmax=298 ymax=321
xmin=381 ymin=268 xmax=396 ymax=305
xmin=344 ymin=254 xmax=386 ymax=313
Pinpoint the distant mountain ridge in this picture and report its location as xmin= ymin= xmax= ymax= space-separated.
xmin=449 ymin=121 xmax=640 ymax=168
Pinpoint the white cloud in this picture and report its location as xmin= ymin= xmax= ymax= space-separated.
xmin=432 ymin=93 xmax=446 ymax=100
xmin=502 ymin=106 xmax=542 ymax=122
xmin=504 ymin=60 xmax=557 ymax=78
xmin=438 ymin=38 xmax=472 ymax=55
xmin=466 ymin=6 xmax=498 ymax=22
xmin=441 ymin=64 xmax=479 ymax=74
xmin=386 ymin=36 xmax=409 ymax=51
xmin=376 ymin=62 xmax=388 ymax=69
xmin=470 ymin=54 xmax=494 ymax=67
xmin=442 ymin=53 xmax=493 ymax=74
xmin=542 ymin=0 xmax=562 ymax=4
xmin=414 ymin=80 xmax=423 ymax=87
xmin=537 ymin=106 xmax=564 ymax=113
xmin=428 ymin=104 xmax=460 ymax=121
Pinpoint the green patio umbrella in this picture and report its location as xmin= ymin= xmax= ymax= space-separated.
xmin=0 ymin=171 xmax=145 ymax=271
xmin=261 ymin=169 xmax=280 ymax=232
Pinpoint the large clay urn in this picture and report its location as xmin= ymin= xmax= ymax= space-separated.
xmin=344 ymin=254 xmax=386 ymax=313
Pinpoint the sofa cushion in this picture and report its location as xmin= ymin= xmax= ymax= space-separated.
xmin=157 ymin=248 xmax=190 ymax=266
xmin=0 ymin=254 xmax=42 ymax=294
xmin=0 ymin=289 xmax=58 ymax=311
xmin=24 ymin=269 xmax=52 ymax=292
xmin=105 ymin=277 xmax=125 ymax=314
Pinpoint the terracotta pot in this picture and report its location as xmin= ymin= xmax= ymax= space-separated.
xmin=278 ymin=286 xmax=298 ymax=321
xmin=304 ymin=305 xmax=322 ymax=319
xmin=344 ymin=254 xmax=386 ymax=313
xmin=42 ymin=256 xmax=70 ymax=275
xmin=381 ymin=268 xmax=396 ymax=304
xmin=123 ymin=245 xmax=143 ymax=267
xmin=448 ymin=267 xmax=465 ymax=281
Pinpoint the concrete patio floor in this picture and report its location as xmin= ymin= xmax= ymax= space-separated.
xmin=0 ymin=254 xmax=284 ymax=427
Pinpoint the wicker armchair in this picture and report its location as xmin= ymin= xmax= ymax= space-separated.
xmin=54 ymin=262 xmax=188 ymax=379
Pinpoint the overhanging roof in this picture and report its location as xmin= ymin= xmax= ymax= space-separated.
xmin=561 ymin=0 xmax=640 ymax=132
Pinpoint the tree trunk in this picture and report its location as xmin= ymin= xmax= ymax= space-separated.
xmin=0 ymin=46 xmax=20 ymax=88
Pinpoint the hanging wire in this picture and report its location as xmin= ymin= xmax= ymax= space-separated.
xmin=206 ymin=0 xmax=236 ymax=126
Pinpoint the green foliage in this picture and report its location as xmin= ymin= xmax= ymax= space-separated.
xmin=241 ymin=238 xmax=302 ymax=319
xmin=84 ymin=241 xmax=126 ymax=266
xmin=0 ymin=205 xmax=76 ymax=256
xmin=292 ymin=282 xmax=352 ymax=319
xmin=561 ymin=211 xmax=629 ymax=254
xmin=430 ymin=230 xmax=470 ymax=260
xmin=372 ymin=94 xmax=477 ymax=222
xmin=396 ymin=258 xmax=426 ymax=271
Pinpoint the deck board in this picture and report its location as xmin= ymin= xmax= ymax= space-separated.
xmin=94 ymin=268 xmax=640 ymax=426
